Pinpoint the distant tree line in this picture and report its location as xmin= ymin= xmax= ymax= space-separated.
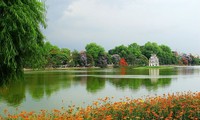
xmin=29 ymin=42 xmax=200 ymax=68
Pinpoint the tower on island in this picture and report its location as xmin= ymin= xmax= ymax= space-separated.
xmin=149 ymin=54 xmax=159 ymax=66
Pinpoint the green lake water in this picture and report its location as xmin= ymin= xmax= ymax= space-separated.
xmin=0 ymin=66 xmax=200 ymax=114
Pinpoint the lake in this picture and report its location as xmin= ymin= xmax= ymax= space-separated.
xmin=0 ymin=66 xmax=200 ymax=114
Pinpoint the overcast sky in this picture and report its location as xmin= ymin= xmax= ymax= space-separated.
xmin=43 ymin=0 xmax=200 ymax=55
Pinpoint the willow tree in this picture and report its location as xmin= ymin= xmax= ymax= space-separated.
xmin=0 ymin=0 xmax=46 ymax=83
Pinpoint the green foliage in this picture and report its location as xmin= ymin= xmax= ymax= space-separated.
xmin=109 ymin=45 xmax=129 ymax=59
xmin=136 ymin=55 xmax=149 ymax=66
xmin=159 ymin=45 xmax=174 ymax=65
xmin=109 ymin=43 xmax=149 ymax=67
xmin=27 ymin=41 xmax=199 ymax=69
xmin=141 ymin=42 xmax=178 ymax=65
xmin=85 ymin=43 xmax=105 ymax=66
xmin=171 ymin=54 xmax=179 ymax=65
xmin=128 ymin=43 xmax=141 ymax=57
xmin=106 ymin=54 xmax=112 ymax=65
xmin=69 ymin=50 xmax=80 ymax=67
xmin=24 ymin=41 xmax=198 ymax=69
xmin=141 ymin=42 xmax=162 ymax=59
xmin=0 ymin=0 xmax=46 ymax=82
xmin=126 ymin=54 xmax=137 ymax=65
xmin=60 ymin=48 xmax=70 ymax=65
xmin=44 ymin=42 xmax=70 ymax=67
xmin=189 ymin=54 xmax=200 ymax=65
xmin=192 ymin=57 xmax=200 ymax=65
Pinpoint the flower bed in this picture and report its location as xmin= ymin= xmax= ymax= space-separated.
xmin=1 ymin=92 xmax=200 ymax=119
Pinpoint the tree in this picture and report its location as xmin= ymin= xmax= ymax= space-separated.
xmin=190 ymin=55 xmax=200 ymax=65
xmin=119 ymin=58 xmax=128 ymax=66
xmin=85 ymin=43 xmax=105 ymax=66
xmin=111 ymin=54 xmax=121 ymax=67
xmin=60 ymin=48 xmax=71 ymax=65
xmin=42 ymin=42 xmax=71 ymax=68
xmin=159 ymin=45 xmax=174 ymax=65
xmin=182 ymin=57 xmax=188 ymax=65
xmin=126 ymin=54 xmax=137 ymax=66
xmin=109 ymin=45 xmax=129 ymax=60
xmin=128 ymin=43 xmax=141 ymax=57
xmin=106 ymin=54 xmax=112 ymax=65
xmin=97 ymin=53 xmax=108 ymax=68
xmin=192 ymin=57 xmax=200 ymax=65
xmin=141 ymin=42 xmax=161 ymax=59
xmin=0 ymin=0 xmax=46 ymax=82
xmin=69 ymin=50 xmax=80 ymax=67
xmin=49 ymin=46 xmax=60 ymax=67
xmin=136 ymin=55 xmax=149 ymax=66
xmin=45 ymin=44 xmax=61 ymax=68
xmin=86 ymin=54 xmax=94 ymax=67
xmin=79 ymin=51 xmax=87 ymax=67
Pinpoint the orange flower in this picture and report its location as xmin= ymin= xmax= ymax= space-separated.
xmin=3 ymin=109 xmax=8 ymax=114
xmin=93 ymin=101 xmax=99 ymax=106
xmin=77 ymin=117 xmax=84 ymax=120
xmin=1 ymin=92 xmax=200 ymax=120
xmin=168 ymin=111 xmax=173 ymax=118
xmin=152 ymin=111 xmax=159 ymax=118
xmin=53 ymin=109 xmax=60 ymax=113
xmin=106 ymin=115 xmax=112 ymax=120
xmin=28 ymin=111 xmax=34 ymax=116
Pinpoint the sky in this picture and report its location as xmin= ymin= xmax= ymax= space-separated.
xmin=43 ymin=0 xmax=200 ymax=55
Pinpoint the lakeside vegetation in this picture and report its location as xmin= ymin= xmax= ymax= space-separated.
xmin=1 ymin=92 xmax=200 ymax=119
xmin=26 ymin=42 xmax=200 ymax=70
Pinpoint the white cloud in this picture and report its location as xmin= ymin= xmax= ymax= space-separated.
xmin=44 ymin=0 xmax=200 ymax=54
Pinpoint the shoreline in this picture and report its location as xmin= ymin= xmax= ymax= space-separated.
xmin=23 ymin=65 xmax=200 ymax=71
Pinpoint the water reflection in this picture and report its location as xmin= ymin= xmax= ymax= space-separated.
xmin=86 ymin=77 xmax=105 ymax=93
xmin=0 ymin=67 xmax=199 ymax=111
xmin=120 ymin=67 xmax=126 ymax=75
xmin=0 ymin=72 xmax=74 ymax=106
xmin=0 ymin=81 xmax=25 ymax=106
xmin=0 ymin=69 xmax=172 ymax=106
xmin=176 ymin=66 xmax=200 ymax=75
xmin=109 ymin=78 xmax=171 ymax=91
xmin=26 ymin=72 xmax=73 ymax=99
xmin=109 ymin=78 xmax=142 ymax=90
xmin=149 ymin=69 xmax=159 ymax=83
